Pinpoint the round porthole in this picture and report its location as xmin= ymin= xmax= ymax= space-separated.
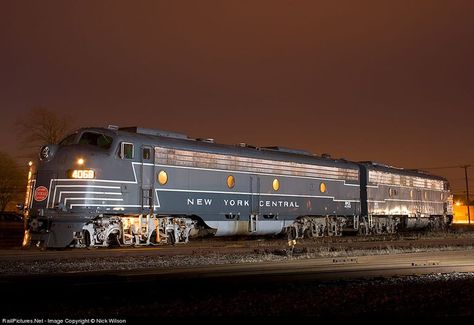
xmin=158 ymin=170 xmax=168 ymax=185
xmin=272 ymin=179 xmax=280 ymax=191
xmin=227 ymin=175 xmax=235 ymax=189
xmin=320 ymin=182 xmax=326 ymax=193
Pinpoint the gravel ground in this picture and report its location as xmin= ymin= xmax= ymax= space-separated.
xmin=144 ymin=271 xmax=474 ymax=319
xmin=3 ymin=271 xmax=474 ymax=320
xmin=0 ymin=253 xmax=285 ymax=275
xmin=1 ymin=244 xmax=473 ymax=275
xmin=2 ymin=234 xmax=474 ymax=320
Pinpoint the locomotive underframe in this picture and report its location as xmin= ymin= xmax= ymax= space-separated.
xmin=24 ymin=213 xmax=197 ymax=248
xmin=77 ymin=214 xmax=196 ymax=247
xmin=24 ymin=210 xmax=451 ymax=248
xmin=287 ymin=213 xmax=450 ymax=240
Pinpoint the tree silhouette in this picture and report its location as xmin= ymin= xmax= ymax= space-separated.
xmin=16 ymin=107 xmax=73 ymax=158
xmin=0 ymin=152 xmax=25 ymax=211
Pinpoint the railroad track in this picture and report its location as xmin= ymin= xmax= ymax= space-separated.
xmin=1 ymin=233 xmax=474 ymax=261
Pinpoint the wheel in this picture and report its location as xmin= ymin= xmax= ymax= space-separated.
xmin=287 ymin=226 xmax=297 ymax=240
xmin=106 ymin=231 xmax=120 ymax=247
xmin=167 ymin=230 xmax=176 ymax=245
xmin=83 ymin=230 xmax=91 ymax=247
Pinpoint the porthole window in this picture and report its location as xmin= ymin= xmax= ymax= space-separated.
xmin=272 ymin=178 xmax=280 ymax=191
xmin=320 ymin=182 xmax=326 ymax=193
xmin=227 ymin=175 xmax=235 ymax=189
xmin=157 ymin=170 xmax=168 ymax=185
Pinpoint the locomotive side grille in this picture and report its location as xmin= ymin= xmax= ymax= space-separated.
xmin=155 ymin=147 xmax=359 ymax=181
xmin=368 ymin=170 xmax=444 ymax=190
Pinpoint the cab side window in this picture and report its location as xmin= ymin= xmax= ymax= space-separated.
xmin=143 ymin=148 xmax=151 ymax=160
xmin=120 ymin=142 xmax=134 ymax=159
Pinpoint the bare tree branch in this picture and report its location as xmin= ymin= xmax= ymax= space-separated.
xmin=16 ymin=107 xmax=73 ymax=158
xmin=0 ymin=152 xmax=26 ymax=211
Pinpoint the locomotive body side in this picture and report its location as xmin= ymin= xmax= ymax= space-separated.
xmin=150 ymin=141 xmax=361 ymax=236
xmin=24 ymin=126 xmax=361 ymax=248
xmin=359 ymin=162 xmax=452 ymax=232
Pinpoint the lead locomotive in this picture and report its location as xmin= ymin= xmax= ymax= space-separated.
xmin=22 ymin=126 xmax=453 ymax=248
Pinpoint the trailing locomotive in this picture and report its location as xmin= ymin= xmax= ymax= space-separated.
xmin=22 ymin=126 xmax=453 ymax=248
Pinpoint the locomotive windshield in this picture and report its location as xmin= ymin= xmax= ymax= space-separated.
xmin=78 ymin=132 xmax=114 ymax=149
xmin=59 ymin=133 xmax=77 ymax=145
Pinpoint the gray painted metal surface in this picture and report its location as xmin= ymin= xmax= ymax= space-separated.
xmin=23 ymin=127 xmax=452 ymax=247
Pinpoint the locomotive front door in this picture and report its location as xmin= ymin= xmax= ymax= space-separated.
xmin=140 ymin=146 xmax=155 ymax=214
xmin=249 ymin=175 xmax=260 ymax=232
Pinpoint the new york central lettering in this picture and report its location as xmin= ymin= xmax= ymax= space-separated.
xmin=259 ymin=200 xmax=300 ymax=208
xmin=187 ymin=197 xmax=300 ymax=208
xmin=224 ymin=199 xmax=250 ymax=206
xmin=187 ymin=198 xmax=213 ymax=206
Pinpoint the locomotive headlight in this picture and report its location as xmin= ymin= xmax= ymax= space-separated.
xmin=67 ymin=169 xmax=96 ymax=179
xmin=77 ymin=157 xmax=85 ymax=165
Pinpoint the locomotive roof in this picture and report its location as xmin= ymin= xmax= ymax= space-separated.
xmin=359 ymin=161 xmax=447 ymax=182
xmin=74 ymin=126 xmax=447 ymax=182
xmin=77 ymin=126 xmax=359 ymax=170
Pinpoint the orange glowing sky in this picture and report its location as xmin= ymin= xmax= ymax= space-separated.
xmin=0 ymin=0 xmax=473 ymax=194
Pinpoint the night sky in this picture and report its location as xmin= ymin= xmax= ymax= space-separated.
xmin=1 ymin=1 xmax=473 ymax=194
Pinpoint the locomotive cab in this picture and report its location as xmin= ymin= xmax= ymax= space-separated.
xmin=23 ymin=127 xmax=121 ymax=248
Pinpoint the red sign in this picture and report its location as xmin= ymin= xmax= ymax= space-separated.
xmin=34 ymin=186 xmax=49 ymax=202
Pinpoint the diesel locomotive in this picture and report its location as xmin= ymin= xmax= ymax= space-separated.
xmin=22 ymin=126 xmax=453 ymax=248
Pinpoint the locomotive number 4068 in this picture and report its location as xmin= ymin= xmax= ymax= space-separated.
xmin=67 ymin=169 xmax=95 ymax=179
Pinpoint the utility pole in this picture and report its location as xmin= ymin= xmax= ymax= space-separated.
xmin=462 ymin=165 xmax=471 ymax=224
